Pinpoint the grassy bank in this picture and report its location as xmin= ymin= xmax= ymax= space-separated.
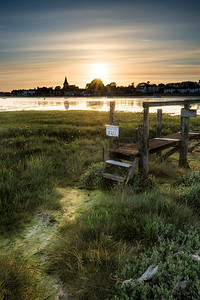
xmin=0 ymin=110 xmax=199 ymax=299
xmin=48 ymin=179 xmax=200 ymax=299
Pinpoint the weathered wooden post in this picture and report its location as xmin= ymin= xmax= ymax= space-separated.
xmin=157 ymin=109 xmax=162 ymax=156
xmin=109 ymin=101 xmax=119 ymax=150
xmin=179 ymin=101 xmax=190 ymax=168
xmin=110 ymin=101 xmax=115 ymax=125
xmin=157 ymin=109 xmax=162 ymax=138
xmin=138 ymin=102 xmax=149 ymax=175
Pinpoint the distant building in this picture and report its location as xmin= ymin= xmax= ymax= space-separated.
xmin=136 ymin=82 xmax=159 ymax=94
xmin=22 ymin=89 xmax=36 ymax=96
xmin=63 ymin=77 xmax=69 ymax=90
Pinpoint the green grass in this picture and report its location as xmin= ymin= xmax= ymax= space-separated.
xmin=0 ymin=110 xmax=199 ymax=299
xmin=0 ymin=111 xmax=110 ymax=229
xmin=48 ymin=186 xmax=199 ymax=299
xmin=0 ymin=252 xmax=48 ymax=300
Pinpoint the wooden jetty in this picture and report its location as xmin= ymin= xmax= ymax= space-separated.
xmin=101 ymin=99 xmax=200 ymax=185
xmin=110 ymin=131 xmax=200 ymax=160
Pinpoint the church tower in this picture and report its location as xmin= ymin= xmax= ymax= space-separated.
xmin=63 ymin=77 xmax=69 ymax=90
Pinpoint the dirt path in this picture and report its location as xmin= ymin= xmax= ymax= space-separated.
xmin=0 ymin=188 xmax=102 ymax=299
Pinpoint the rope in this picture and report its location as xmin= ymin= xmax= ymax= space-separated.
xmin=113 ymin=111 xmax=143 ymax=123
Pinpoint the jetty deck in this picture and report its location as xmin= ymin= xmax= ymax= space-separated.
xmin=110 ymin=131 xmax=200 ymax=160
xmin=102 ymin=99 xmax=200 ymax=182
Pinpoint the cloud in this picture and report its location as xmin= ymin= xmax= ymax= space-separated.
xmin=0 ymin=1 xmax=199 ymax=91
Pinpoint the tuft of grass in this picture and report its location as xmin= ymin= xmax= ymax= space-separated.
xmin=129 ymin=174 xmax=155 ymax=193
xmin=79 ymin=162 xmax=108 ymax=190
xmin=176 ymin=184 xmax=200 ymax=214
xmin=48 ymin=188 xmax=197 ymax=299
xmin=0 ymin=253 xmax=48 ymax=300
xmin=173 ymin=171 xmax=200 ymax=187
xmin=149 ymin=159 xmax=179 ymax=181
xmin=0 ymin=154 xmax=61 ymax=228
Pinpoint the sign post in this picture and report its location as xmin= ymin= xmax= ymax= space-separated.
xmin=179 ymin=103 xmax=197 ymax=167
xmin=108 ymin=102 xmax=119 ymax=150
xmin=106 ymin=125 xmax=119 ymax=137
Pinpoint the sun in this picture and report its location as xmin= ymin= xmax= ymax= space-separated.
xmin=89 ymin=63 xmax=109 ymax=82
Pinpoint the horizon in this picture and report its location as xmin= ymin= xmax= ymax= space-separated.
xmin=1 ymin=0 xmax=200 ymax=92
xmin=3 ymin=77 xmax=200 ymax=93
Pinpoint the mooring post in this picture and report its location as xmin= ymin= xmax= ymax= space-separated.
xmin=109 ymin=101 xmax=118 ymax=150
xmin=157 ymin=109 xmax=162 ymax=137
xmin=110 ymin=101 xmax=115 ymax=125
xmin=179 ymin=101 xmax=190 ymax=168
xmin=157 ymin=109 xmax=162 ymax=156
xmin=138 ymin=102 xmax=149 ymax=175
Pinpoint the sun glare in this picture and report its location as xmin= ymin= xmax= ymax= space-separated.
xmin=89 ymin=63 xmax=109 ymax=82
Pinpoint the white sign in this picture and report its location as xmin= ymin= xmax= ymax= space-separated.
xmin=105 ymin=125 xmax=119 ymax=137
xmin=181 ymin=108 xmax=197 ymax=118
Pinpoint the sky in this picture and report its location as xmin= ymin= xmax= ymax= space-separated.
xmin=0 ymin=0 xmax=200 ymax=91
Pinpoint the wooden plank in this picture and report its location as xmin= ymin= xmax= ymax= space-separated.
xmin=188 ymin=131 xmax=200 ymax=136
xmin=125 ymin=158 xmax=138 ymax=185
xmin=149 ymin=140 xmax=179 ymax=153
xmin=101 ymin=173 xmax=125 ymax=182
xmin=154 ymin=138 xmax=180 ymax=142
xmin=147 ymin=99 xmax=200 ymax=107
xmin=188 ymin=142 xmax=200 ymax=153
xmin=181 ymin=108 xmax=197 ymax=118
xmin=109 ymin=131 xmax=200 ymax=160
xmin=148 ymin=101 xmax=185 ymax=107
xmin=106 ymin=160 xmax=132 ymax=168
xmin=101 ymin=161 xmax=108 ymax=174
xmin=157 ymin=144 xmax=181 ymax=161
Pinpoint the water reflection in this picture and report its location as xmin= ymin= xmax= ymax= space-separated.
xmin=0 ymin=96 xmax=200 ymax=115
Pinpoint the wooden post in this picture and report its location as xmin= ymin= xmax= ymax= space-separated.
xmin=157 ymin=109 xmax=162 ymax=137
xmin=143 ymin=102 xmax=149 ymax=140
xmin=138 ymin=103 xmax=149 ymax=176
xmin=157 ymin=109 xmax=162 ymax=156
xmin=179 ymin=101 xmax=190 ymax=168
xmin=109 ymin=101 xmax=118 ymax=150
xmin=110 ymin=101 xmax=115 ymax=125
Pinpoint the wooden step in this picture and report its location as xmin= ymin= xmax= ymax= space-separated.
xmin=106 ymin=160 xmax=132 ymax=168
xmin=189 ymin=132 xmax=200 ymax=136
xmin=154 ymin=138 xmax=179 ymax=142
xmin=101 ymin=172 xmax=125 ymax=182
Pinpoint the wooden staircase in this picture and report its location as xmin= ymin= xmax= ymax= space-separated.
xmin=100 ymin=158 xmax=138 ymax=185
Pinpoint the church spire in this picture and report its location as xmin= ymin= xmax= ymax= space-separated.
xmin=63 ymin=76 xmax=69 ymax=89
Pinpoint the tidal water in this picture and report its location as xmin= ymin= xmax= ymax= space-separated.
xmin=0 ymin=96 xmax=200 ymax=115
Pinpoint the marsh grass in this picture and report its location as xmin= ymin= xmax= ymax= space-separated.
xmin=48 ymin=186 xmax=197 ymax=299
xmin=0 ymin=149 xmax=61 ymax=227
xmin=149 ymin=158 xmax=181 ymax=182
xmin=0 ymin=252 xmax=48 ymax=300
xmin=0 ymin=110 xmax=199 ymax=299
xmin=0 ymin=115 xmax=107 ymax=229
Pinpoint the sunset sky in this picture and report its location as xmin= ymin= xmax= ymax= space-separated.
xmin=0 ymin=0 xmax=199 ymax=91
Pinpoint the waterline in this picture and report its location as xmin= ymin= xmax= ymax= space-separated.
xmin=1 ymin=96 xmax=200 ymax=115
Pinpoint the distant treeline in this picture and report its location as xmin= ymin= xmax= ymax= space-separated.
xmin=1 ymin=78 xmax=200 ymax=97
